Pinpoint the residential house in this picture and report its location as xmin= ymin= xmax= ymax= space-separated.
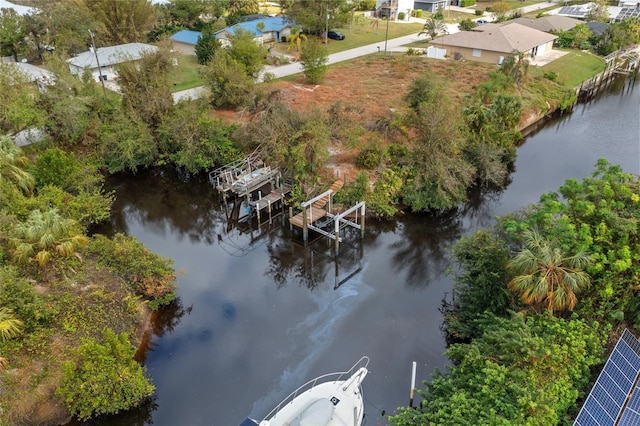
xmin=612 ymin=4 xmax=640 ymax=21
xmin=507 ymin=16 xmax=581 ymax=33
xmin=67 ymin=43 xmax=158 ymax=82
xmin=554 ymin=2 xmax=621 ymax=20
xmin=376 ymin=0 xmax=448 ymax=17
xmin=377 ymin=0 xmax=413 ymax=19
xmin=414 ymin=0 xmax=448 ymax=13
xmin=431 ymin=23 xmax=557 ymax=64
xmin=215 ymin=16 xmax=293 ymax=47
xmin=170 ymin=30 xmax=202 ymax=55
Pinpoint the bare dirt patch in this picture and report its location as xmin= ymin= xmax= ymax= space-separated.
xmin=214 ymin=56 xmax=495 ymax=181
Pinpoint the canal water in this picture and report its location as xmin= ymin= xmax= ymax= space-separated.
xmin=83 ymin=78 xmax=639 ymax=426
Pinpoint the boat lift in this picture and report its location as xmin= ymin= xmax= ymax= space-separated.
xmin=289 ymin=187 xmax=365 ymax=255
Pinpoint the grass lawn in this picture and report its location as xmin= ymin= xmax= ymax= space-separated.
xmin=272 ymin=19 xmax=423 ymax=56
xmin=530 ymin=49 xmax=605 ymax=89
xmin=170 ymin=55 xmax=206 ymax=92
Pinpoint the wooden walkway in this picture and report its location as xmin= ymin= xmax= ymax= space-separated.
xmin=313 ymin=180 xmax=343 ymax=209
xmin=289 ymin=181 xmax=343 ymax=230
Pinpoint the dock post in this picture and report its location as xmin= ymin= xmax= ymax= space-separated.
xmin=257 ymin=201 xmax=261 ymax=223
xmin=302 ymin=208 xmax=308 ymax=242
xmin=334 ymin=214 xmax=340 ymax=254
xmin=289 ymin=207 xmax=293 ymax=231
xmin=360 ymin=202 xmax=366 ymax=238
xmin=409 ymin=361 xmax=417 ymax=409
xmin=268 ymin=200 xmax=272 ymax=223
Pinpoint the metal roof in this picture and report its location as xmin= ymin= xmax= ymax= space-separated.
xmin=216 ymin=16 xmax=291 ymax=39
xmin=170 ymin=30 xmax=202 ymax=46
xmin=67 ymin=43 xmax=158 ymax=69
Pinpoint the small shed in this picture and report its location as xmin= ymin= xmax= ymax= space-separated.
xmin=170 ymin=30 xmax=202 ymax=55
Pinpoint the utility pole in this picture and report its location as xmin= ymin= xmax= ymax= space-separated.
xmin=384 ymin=15 xmax=390 ymax=54
xmin=88 ymin=29 xmax=107 ymax=97
xmin=325 ymin=0 xmax=329 ymax=48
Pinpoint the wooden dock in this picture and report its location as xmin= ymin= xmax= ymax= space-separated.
xmin=251 ymin=184 xmax=292 ymax=223
xmin=289 ymin=206 xmax=328 ymax=228
xmin=288 ymin=181 xmax=365 ymax=252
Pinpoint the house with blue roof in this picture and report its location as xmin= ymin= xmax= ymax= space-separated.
xmin=215 ymin=16 xmax=294 ymax=47
xmin=170 ymin=30 xmax=202 ymax=55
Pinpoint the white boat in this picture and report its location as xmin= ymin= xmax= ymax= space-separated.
xmin=240 ymin=356 xmax=370 ymax=426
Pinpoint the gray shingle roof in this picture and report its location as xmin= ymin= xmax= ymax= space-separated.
xmin=433 ymin=22 xmax=557 ymax=53
xmin=506 ymin=16 xmax=581 ymax=32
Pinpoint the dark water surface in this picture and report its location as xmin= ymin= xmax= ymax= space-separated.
xmin=83 ymin=78 xmax=639 ymax=426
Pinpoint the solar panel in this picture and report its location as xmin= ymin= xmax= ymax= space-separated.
xmin=575 ymin=330 xmax=640 ymax=426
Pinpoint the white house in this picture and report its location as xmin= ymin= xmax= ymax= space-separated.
xmin=377 ymin=0 xmax=449 ymax=18
xmin=67 ymin=43 xmax=158 ymax=82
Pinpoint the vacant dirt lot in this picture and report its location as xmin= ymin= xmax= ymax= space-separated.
xmin=216 ymin=55 xmax=495 ymax=181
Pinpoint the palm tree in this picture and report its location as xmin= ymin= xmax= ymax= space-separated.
xmin=507 ymin=229 xmax=592 ymax=315
xmin=501 ymin=50 xmax=529 ymax=93
xmin=0 ymin=307 xmax=24 ymax=342
xmin=11 ymin=209 xmax=89 ymax=280
xmin=287 ymin=27 xmax=307 ymax=52
xmin=419 ymin=18 xmax=448 ymax=40
xmin=0 ymin=135 xmax=35 ymax=196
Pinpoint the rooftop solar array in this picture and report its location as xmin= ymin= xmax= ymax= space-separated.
xmin=574 ymin=329 xmax=640 ymax=426
xmin=614 ymin=7 xmax=640 ymax=22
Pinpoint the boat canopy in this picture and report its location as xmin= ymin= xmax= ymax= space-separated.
xmin=290 ymin=398 xmax=334 ymax=426
xmin=239 ymin=418 xmax=260 ymax=426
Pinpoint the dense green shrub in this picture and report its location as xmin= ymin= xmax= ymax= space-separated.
xmin=300 ymin=38 xmax=329 ymax=84
xmin=356 ymin=0 xmax=376 ymax=10
xmin=411 ymin=9 xmax=423 ymax=18
xmin=89 ymin=234 xmax=176 ymax=308
xmin=57 ymin=329 xmax=155 ymax=420
xmin=460 ymin=0 xmax=476 ymax=7
xmin=355 ymin=146 xmax=384 ymax=169
xmin=458 ymin=18 xmax=477 ymax=31
xmin=391 ymin=314 xmax=605 ymax=425
xmin=0 ymin=266 xmax=51 ymax=334
xmin=99 ymin=112 xmax=157 ymax=174
xmin=398 ymin=12 xmax=406 ymax=20
xmin=335 ymin=172 xmax=369 ymax=206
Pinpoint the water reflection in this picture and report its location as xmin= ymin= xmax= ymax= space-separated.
xmin=71 ymin=77 xmax=638 ymax=426
xmin=136 ymin=298 xmax=191 ymax=364
xmin=102 ymin=168 xmax=225 ymax=246
xmin=265 ymin=229 xmax=365 ymax=290
xmin=388 ymin=209 xmax=463 ymax=288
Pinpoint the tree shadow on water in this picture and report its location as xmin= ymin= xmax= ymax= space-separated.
xmin=388 ymin=208 xmax=464 ymax=289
